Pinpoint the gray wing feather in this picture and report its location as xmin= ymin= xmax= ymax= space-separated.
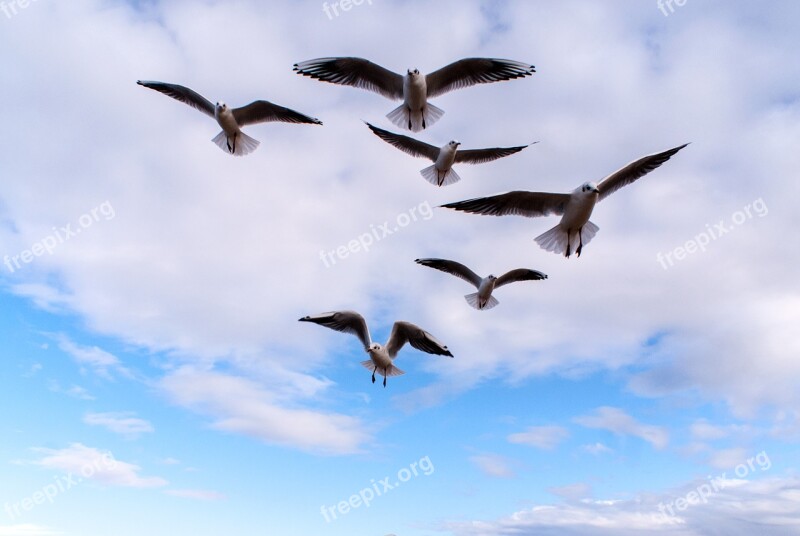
xmin=233 ymin=101 xmax=322 ymax=126
xmin=495 ymin=269 xmax=548 ymax=289
xmin=441 ymin=191 xmax=571 ymax=218
xmin=415 ymin=258 xmax=482 ymax=288
xmin=454 ymin=144 xmax=531 ymax=164
xmin=294 ymin=57 xmax=404 ymax=100
xmin=425 ymin=58 xmax=535 ymax=98
xmin=136 ymin=80 xmax=215 ymax=118
xmin=298 ymin=311 xmax=371 ymax=350
xmin=386 ymin=321 xmax=453 ymax=358
xmin=366 ymin=123 xmax=439 ymax=160
xmin=598 ymin=143 xmax=689 ymax=201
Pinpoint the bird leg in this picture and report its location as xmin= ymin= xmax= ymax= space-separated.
xmin=383 ymin=375 xmax=387 ymax=388
xmin=371 ymin=366 xmax=376 ymax=384
xmin=576 ymin=227 xmax=584 ymax=257
xmin=565 ymin=229 xmax=572 ymax=258
xmin=227 ymin=133 xmax=236 ymax=154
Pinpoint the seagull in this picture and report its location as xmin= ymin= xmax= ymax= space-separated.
xmin=294 ymin=57 xmax=534 ymax=132
xmin=366 ymin=123 xmax=533 ymax=187
xmin=415 ymin=258 xmax=547 ymax=310
xmin=441 ymin=144 xmax=689 ymax=257
xmin=136 ymin=80 xmax=322 ymax=156
xmin=299 ymin=311 xmax=453 ymax=387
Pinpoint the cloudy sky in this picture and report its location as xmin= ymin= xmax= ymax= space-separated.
xmin=1 ymin=1 xmax=799 ymax=535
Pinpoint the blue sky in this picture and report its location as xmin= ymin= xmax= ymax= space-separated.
xmin=1 ymin=1 xmax=799 ymax=535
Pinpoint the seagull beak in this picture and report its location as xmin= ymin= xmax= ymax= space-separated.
xmin=592 ymin=187 xmax=600 ymax=194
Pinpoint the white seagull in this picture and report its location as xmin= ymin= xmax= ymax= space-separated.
xmin=299 ymin=311 xmax=453 ymax=387
xmin=366 ymin=123 xmax=533 ymax=187
xmin=136 ymin=80 xmax=322 ymax=156
xmin=416 ymin=258 xmax=547 ymax=310
xmin=294 ymin=57 xmax=534 ymax=132
xmin=441 ymin=144 xmax=689 ymax=257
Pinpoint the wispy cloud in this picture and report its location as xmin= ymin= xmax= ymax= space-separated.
xmin=32 ymin=443 xmax=167 ymax=488
xmin=508 ymin=425 xmax=569 ymax=450
xmin=83 ymin=412 xmax=154 ymax=439
xmin=55 ymin=335 xmax=131 ymax=380
xmin=574 ymin=407 xmax=668 ymax=449
xmin=470 ymin=454 xmax=516 ymax=479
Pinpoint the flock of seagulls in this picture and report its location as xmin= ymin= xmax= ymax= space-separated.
xmin=137 ymin=55 xmax=687 ymax=387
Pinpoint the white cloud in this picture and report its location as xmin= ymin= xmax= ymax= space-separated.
xmin=508 ymin=425 xmax=570 ymax=450
xmin=574 ymin=407 xmax=668 ymax=450
xmin=83 ymin=412 xmax=154 ymax=439
xmin=47 ymin=381 xmax=95 ymax=401
xmin=582 ymin=443 xmax=613 ymax=455
xmin=160 ymin=367 xmax=370 ymax=455
xmin=55 ymin=335 xmax=131 ymax=380
xmin=32 ymin=443 xmax=167 ymax=488
xmin=445 ymin=476 xmax=800 ymax=536
xmin=470 ymin=454 xmax=516 ymax=479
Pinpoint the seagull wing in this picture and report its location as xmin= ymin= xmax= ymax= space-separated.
xmin=495 ymin=268 xmax=548 ymax=289
xmin=455 ymin=143 xmax=532 ymax=164
xmin=232 ymin=101 xmax=322 ymax=126
xmin=441 ymin=191 xmax=571 ymax=218
xmin=365 ymin=123 xmax=439 ymax=160
xmin=598 ymin=143 xmax=689 ymax=201
xmin=293 ymin=57 xmax=404 ymax=100
xmin=298 ymin=311 xmax=371 ymax=350
xmin=136 ymin=80 xmax=215 ymax=118
xmin=415 ymin=258 xmax=482 ymax=288
xmin=385 ymin=321 xmax=453 ymax=358
xmin=425 ymin=58 xmax=535 ymax=98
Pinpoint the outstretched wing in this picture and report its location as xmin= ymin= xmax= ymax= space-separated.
xmin=425 ymin=58 xmax=535 ymax=98
xmin=455 ymin=143 xmax=532 ymax=164
xmin=598 ymin=143 xmax=689 ymax=201
xmin=415 ymin=258 xmax=482 ymax=288
xmin=233 ymin=101 xmax=322 ymax=126
xmin=298 ymin=311 xmax=371 ymax=350
xmin=294 ymin=57 xmax=404 ymax=100
xmin=495 ymin=268 xmax=548 ymax=289
xmin=385 ymin=321 xmax=453 ymax=358
xmin=136 ymin=80 xmax=215 ymax=118
xmin=365 ymin=123 xmax=439 ymax=160
xmin=441 ymin=191 xmax=570 ymax=218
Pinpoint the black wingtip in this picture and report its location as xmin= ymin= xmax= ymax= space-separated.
xmin=298 ymin=316 xmax=310 ymax=322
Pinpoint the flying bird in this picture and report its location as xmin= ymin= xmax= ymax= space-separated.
xmin=299 ymin=311 xmax=453 ymax=387
xmin=366 ymin=123 xmax=533 ymax=187
xmin=441 ymin=144 xmax=689 ymax=257
xmin=294 ymin=57 xmax=534 ymax=132
xmin=415 ymin=258 xmax=547 ymax=310
xmin=136 ymin=80 xmax=322 ymax=156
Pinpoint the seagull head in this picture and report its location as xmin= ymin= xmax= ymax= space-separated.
xmin=407 ymin=68 xmax=421 ymax=79
xmin=368 ymin=342 xmax=382 ymax=353
xmin=215 ymin=102 xmax=228 ymax=112
xmin=580 ymin=182 xmax=600 ymax=195
xmin=448 ymin=140 xmax=461 ymax=148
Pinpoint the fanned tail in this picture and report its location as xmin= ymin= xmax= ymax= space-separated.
xmin=386 ymin=103 xmax=445 ymax=132
xmin=420 ymin=165 xmax=461 ymax=187
xmin=535 ymin=221 xmax=599 ymax=257
xmin=360 ymin=360 xmax=405 ymax=377
xmin=464 ymin=292 xmax=499 ymax=310
xmin=212 ymin=130 xmax=260 ymax=156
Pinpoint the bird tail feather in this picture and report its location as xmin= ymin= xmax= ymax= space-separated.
xmin=420 ymin=165 xmax=461 ymax=187
xmin=386 ymin=103 xmax=444 ymax=132
xmin=212 ymin=130 xmax=260 ymax=156
xmin=464 ymin=292 xmax=499 ymax=310
xmin=535 ymin=221 xmax=599 ymax=257
xmin=360 ymin=360 xmax=405 ymax=377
